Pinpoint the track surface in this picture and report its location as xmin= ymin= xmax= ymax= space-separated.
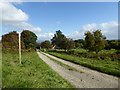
xmin=37 ymin=51 xmax=118 ymax=88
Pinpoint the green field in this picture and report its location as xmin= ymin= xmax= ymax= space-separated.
xmin=2 ymin=51 xmax=73 ymax=88
xmin=0 ymin=44 xmax=2 ymax=88
xmin=47 ymin=51 xmax=120 ymax=77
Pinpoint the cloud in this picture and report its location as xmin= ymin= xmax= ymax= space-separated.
xmin=100 ymin=21 xmax=118 ymax=39
xmin=0 ymin=2 xmax=28 ymax=23
xmin=2 ymin=22 xmax=42 ymax=34
xmin=18 ymin=22 xmax=42 ymax=33
xmin=82 ymin=23 xmax=97 ymax=32
xmin=1 ymin=2 xmax=42 ymax=39
xmin=37 ymin=32 xmax=54 ymax=41
xmin=67 ymin=31 xmax=82 ymax=39
xmin=68 ymin=21 xmax=118 ymax=40
xmin=1 ymin=0 xmax=23 ymax=2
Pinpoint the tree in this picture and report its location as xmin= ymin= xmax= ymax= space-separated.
xmin=2 ymin=31 xmax=19 ymax=49
xmin=84 ymin=30 xmax=106 ymax=54
xmin=51 ymin=30 xmax=66 ymax=49
xmin=105 ymin=40 xmax=119 ymax=50
xmin=62 ymin=38 xmax=75 ymax=51
xmin=40 ymin=40 xmax=51 ymax=49
xmin=51 ymin=30 xmax=75 ymax=50
xmin=84 ymin=31 xmax=94 ymax=51
xmin=2 ymin=30 xmax=37 ymax=51
xmin=51 ymin=30 xmax=66 ymax=47
xmin=21 ymin=30 xmax=37 ymax=50
xmin=2 ymin=31 xmax=25 ymax=50
xmin=74 ymin=39 xmax=84 ymax=48
xmin=93 ymin=30 xmax=106 ymax=53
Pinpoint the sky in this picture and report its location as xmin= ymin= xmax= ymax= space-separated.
xmin=0 ymin=1 xmax=118 ymax=41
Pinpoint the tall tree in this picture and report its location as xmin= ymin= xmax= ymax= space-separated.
xmin=51 ymin=30 xmax=66 ymax=48
xmin=93 ymin=30 xmax=106 ymax=53
xmin=84 ymin=30 xmax=106 ymax=53
xmin=21 ymin=30 xmax=37 ymax=50
xmin=51 ymin=30 xmax=75 ymax=50
xmin=84 ymin=31 xmax=94 ymax=51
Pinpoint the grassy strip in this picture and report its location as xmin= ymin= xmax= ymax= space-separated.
xmin=2 ymin=51 xmax=74 ymax=88
xmin=43 ymin=53 xmax=77 ymax=71
xmin=43 ymin=53 xmax=84 ymax=73
xmin=47 ymin=52 xmax=120 ymax=77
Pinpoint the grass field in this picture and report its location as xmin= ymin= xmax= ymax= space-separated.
xmin=0 ymin=44 xmax=2 ymax=88
xmin=47 ymin=51 xmax=120 ymax=77
xmin=2 ymin=51 xmax=73 ymax=88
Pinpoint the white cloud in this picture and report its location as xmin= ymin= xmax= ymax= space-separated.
xmin=12 ymin=2 xmax=23 ymax=5
xmin=19 ymin=22 xmax=42 ymax=33
xmin=100 ymin=21 xmax=118 ymax=33
xmin=67 ymin=31 xmax=82 ymax=39
xmin=0 ymin=2 xmax=28 ymax=23
xmin=100 ymin=21 xmax=118 ymax=39
xmin=68 ymin=21 xmax=118 ymax=40
xmin=37 ymin=32 xmax=54 ymax=41
xmin=1 ymin=2 xmax=42 ymax=38
xmin=1 ymin=0 xmax=23 ymax=2
xmin=82 ymin=23 xmax=97 ymax=32
xmin=2 ymin=22 xmax=42 ymax=34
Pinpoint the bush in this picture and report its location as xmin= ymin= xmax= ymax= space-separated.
xmin=47 ymin=48 xmax=118 ymax=61
xmin=110 ymin=53 xmax=120 ymax=61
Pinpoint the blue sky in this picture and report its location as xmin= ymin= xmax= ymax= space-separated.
xmin=0 ymin=2 xmax=118 ymax=41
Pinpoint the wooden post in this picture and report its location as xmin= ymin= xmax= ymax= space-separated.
xmin=19 ymin=32 xmax=21 ymax=64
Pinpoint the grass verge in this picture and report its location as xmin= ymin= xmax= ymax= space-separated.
xmin=47 ymin=52 xmax=120 ymax=77
xmin=2 ymin=51 xmax=74 ymax=88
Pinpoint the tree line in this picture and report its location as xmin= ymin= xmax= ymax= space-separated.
xmin=2 ymin=30 xmax=37 ymax=51
xmin=39 ymin=30 xmax=119 ymax=53
xmin=2 ymin=29 xmax=119 ymax=53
